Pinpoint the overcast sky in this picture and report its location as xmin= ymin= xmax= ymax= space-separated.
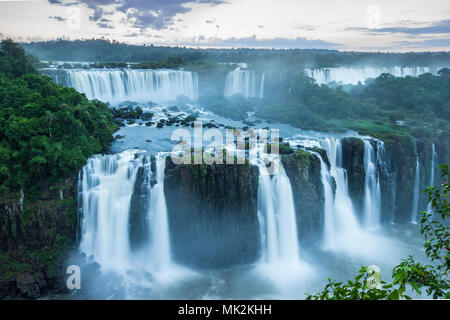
xmin=0 ymin=0 xmax=449 ymax=51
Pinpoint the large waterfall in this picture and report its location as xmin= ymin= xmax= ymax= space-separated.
xmin=224 ymin=70 xmax=265 ymax=98
xmin=304 ymin=66 xmax=443 ymax=85
xmin=257 ymin=160 xmax=300 ymax=264
xmin=79 ymin=150 xmax=173 ymax=275
xmin=60 ymin=69 xmax=198 ymax=104
xmin=320 ymin=138 xmax=362 ymax=250
xmin=362 ymin=140 xmax=381 ymax=228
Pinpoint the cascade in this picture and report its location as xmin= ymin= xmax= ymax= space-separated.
xmin=224 ymin=70 xmax=261 ymax=97
xmin=316 ymin=153 xmax=336 ymax=248
xmin=257 ymin=159 xmax=300 ymax=264
xmin=411 ymin=142 xmax=421 ymax=223
xmin=79 ymin=150 xmax=173 ymax=274
xmin=304 ymin=66 xmax=441 ymax=85
xmin=79 ymin=150 xmax=142 ymax=271
xmin=148 ymin=153 xmax=172 ymax=271
xmin=320 ymin=138 xmax=362 ymax=249
xmin=427 ymin=144 xmax=437 ymax=214
xmin=259 ymin=72 xmax=266 ymax=98
xmin=60 ymin=69 xmax=198 ymax=104
xmin=362 ymin=140 xmax=381 ymax=228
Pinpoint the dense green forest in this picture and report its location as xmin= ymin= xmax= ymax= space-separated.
xmin=0 ymin=39 xmax=117 ymax=198
xmin=22 ymin=39 xmax=450 ymax=68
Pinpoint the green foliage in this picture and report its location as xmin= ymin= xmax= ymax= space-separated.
xmin=21 ymin=39 xmax=450 ymax=68
xmin=306 ymin=164 xmax=450 ymax=300
xmin=0 ymin=39 xmax=37 ymax=79
xmin=256 ymin=70 xmax=449 ymax=140
xmin=0 ymin=41 xmax=117 ymax=197
xmin=306 ymin=266 xmax=412 ymax=300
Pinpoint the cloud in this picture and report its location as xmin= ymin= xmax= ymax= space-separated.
xmin=347 ymin=19 xmax=450 ymax=35
xmin=393 ymin=37 xmax=450 ymax=48
xmin=179 ymin=34 xmax=340 ymax=49
xmin=49 ymin=16 xmax=67 ymax=22
xmin=47 ymin=0 xmax=228 ymax=30
xmin=97 ymin=22 xmax=114 ymax=29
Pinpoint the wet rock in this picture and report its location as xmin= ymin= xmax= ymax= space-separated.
xmin=16 ymin=272 xmax=45 ymax=298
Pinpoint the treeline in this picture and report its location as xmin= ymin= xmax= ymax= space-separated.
xmin=0 ymin=40 xmax=117 ymax=197
xmin=21 ymin=39 xmax=450 ymax=68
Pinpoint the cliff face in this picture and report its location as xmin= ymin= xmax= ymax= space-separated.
xmin=0 ymin=179 xmax=78 ymax=298
xmin=164 ymin=160 xmax=260 ymax=268
xmin=282 ymin=150 xmax=324 ymax=240
xmin=341 ymin=137 xmax=365 ymax=216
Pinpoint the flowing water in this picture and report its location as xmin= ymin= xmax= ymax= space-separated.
xmin=304 ymin=66 xmax=443 ymax=85
xmin=224 ymin=69 xmax=264 ymax=98
xmin=363 ymin=140 xmax=381 ymax=229
xmin=61 ymin=69 xmax=198 ymax=103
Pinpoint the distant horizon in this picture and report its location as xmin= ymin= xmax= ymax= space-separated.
xmin=1 ymin=0 xmax=449 ymax=52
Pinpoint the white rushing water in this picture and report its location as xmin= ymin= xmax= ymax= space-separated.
xmin=259 ymin=72 xmax=266 ymax=98
xmin=411 ymin=142 xmax=421 ymax=223
xmin=316 ymin=153 xmax=336 ymax=248
xmin=224 ymin=70 xmax=265 ymax=98
xmin=79 ymin=150 xmax=174 ymax=276
xmin=148 ymin=153 xmax=171 ymax=271
xmin=363 ymin=140 xmax=381 ymax=228
xmin=427 ymin=143 xmax=437 ymax=215
xmin=64 ymin=69 xmax=198 ymax=104
xmin=79 ymin=150 xmax=142 ymax=271
xmin=320 ymin=138 xmax=362 ymax=250
xmin=257 ymin=160 xmax=300 ymax=264
xmin=304 ymin=66 xmax=443 ymax=85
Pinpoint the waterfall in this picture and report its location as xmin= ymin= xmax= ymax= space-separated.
xmin=148 ymin=153 xmax=171 ymax=271
xmin=427 ymin=144 xmax=437 ymax=214
xmin=304 ymin=66 xmax=441 ymax=85
xmin=320 ymin=138 xmax=362 ymax=249
xmin=60 ymin=69 xmax=198 ymax=104
xmin=79 ymin=150 xmax=173 ymax=274
xmin=79 ymin=150 xmax=142 ymax=271
xmin=257 ymin=159 xmax=300 ymax=264
xmin=411 ymin=155 xmax=420 ymax=223
xmin=316 ymin=153 xmax=335 ymax=248
xmin=224 ymin=70 xmax=258 ymax=98
xmin=362 ymin=140 xmax=381 ymax=228
xmin=259 ymin=72 xmax=266 ymax=98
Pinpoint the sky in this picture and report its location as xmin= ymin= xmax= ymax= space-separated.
xmin=0 ymin=0 xmax=449 ymax=52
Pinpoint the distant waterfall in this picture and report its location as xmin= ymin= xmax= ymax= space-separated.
xmin=79 ymin=150 xmax=173 ymax=274
xmin=224 ymin=70 xmax=265 ymax=98
xmin=427 ymin=144 xmax=437 ymax=214
xmin=305 ymin=66 xmax=442 ymax=85
xmin=320 ymin=138 xmax=362 ymax=249
xmin=61 ymin=69 xmax=198 ymax=104
xmin=257 ymin=159 xmax=300 ymax=264
xmin=259 ymin=72 xmax=266 ymax=98
xmin=362 ymin=140 xmax=381 ymax=228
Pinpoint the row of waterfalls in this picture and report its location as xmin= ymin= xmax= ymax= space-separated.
xmin=76 ymin=136 xmax=439 ymax=293
xmin=43 ymin=66 xmax=445 ymax=104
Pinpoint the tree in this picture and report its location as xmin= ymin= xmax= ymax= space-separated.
xmin=306 ymin=164 xmax=449 ymax=300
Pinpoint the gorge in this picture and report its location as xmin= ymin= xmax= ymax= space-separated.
xmin=1 ymin=54 xmax=449 ymax=299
